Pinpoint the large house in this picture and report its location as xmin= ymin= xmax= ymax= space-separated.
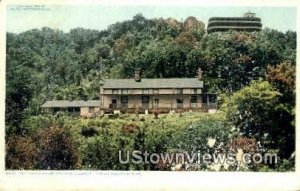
xmin=100 ymin=69 xmax=217 ymax=114
xmin=41 ymin=68 xmax=217 ymax=116
xmin=207 ymin=12 xmax=262 ymax=33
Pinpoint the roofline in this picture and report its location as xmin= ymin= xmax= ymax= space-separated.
xmin=102 ymin=87 xmax=203 ymax=89
xmin=207 ymin=26 xmax=262 ymax=32
xmin=102 ymin=78 xmax=204 ymax=89
xmin=209 ymin=17 xmax=261 ymax=20
xmin=103 ymin=78 xmax=202 ymax=80
xmin=41 ymin=100 xmax=101 ymax=108
xmin=208 ymin=20 xmax=262 ymax=25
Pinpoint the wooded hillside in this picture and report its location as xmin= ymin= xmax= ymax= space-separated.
xmin=5 ymin=14 xmax=296 ymax=171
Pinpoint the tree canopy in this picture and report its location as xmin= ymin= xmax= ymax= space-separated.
xmin=5 ymin=14 xmax=296 ymax=171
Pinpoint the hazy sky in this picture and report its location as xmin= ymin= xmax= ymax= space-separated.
xmin=7 ymin=5 xmax=297 ymax=33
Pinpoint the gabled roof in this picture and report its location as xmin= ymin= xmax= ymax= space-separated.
xmin=41 ymin=100 xmax=100 ymax=108
xmin=102 ymin=78 xmax=203 ymax=89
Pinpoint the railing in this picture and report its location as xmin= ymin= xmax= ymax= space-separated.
xmin=209 ymin=17 xmax=261 ymax=22
xmin=201 ymin=102 xmax=218 ymax=109
xmin=177 ymin=103 xmax=183 ymax=109
xmin=208 ymin=22 xmax=262 ymax=28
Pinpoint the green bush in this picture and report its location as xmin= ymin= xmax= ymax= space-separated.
xmin=223 ymin=79 xmax=295 ymax=159
xmin=173 ymin=116 xmax=229 ymax=152
xmin=38 ymin=125 xmax=80 ymax=170
xmin=6 ymin=135 xmax=39 ymax=169
xmin=5 ymin=111 xmax=294 ymax=171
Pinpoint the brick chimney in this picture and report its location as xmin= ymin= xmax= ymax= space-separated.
xmin=134 ymin=68 xmax=142 ymax=82
xmin=197 ymin=68 xmax=203 ymax=81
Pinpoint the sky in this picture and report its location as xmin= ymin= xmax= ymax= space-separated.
xmin=6 ymin=5 xmax=297 ymax=33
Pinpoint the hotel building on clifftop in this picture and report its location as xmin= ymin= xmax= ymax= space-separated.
xmin=207 ymin=12 xmax=262 ymax=33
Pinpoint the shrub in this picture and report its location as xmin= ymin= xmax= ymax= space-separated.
xmin=81 ymin=126 xmax=99 ymax=137
xmin=80 ymin=129 xmax=119 ymax=170
xmin=224 ymin=79 xmax=295 ymax=159
xmin=173 ymin=117 xmax=229 ymax=153
xmin=38 ymin=125 xmax=80 ymax=170
xmin=20 ymin=115 xmax=53 ymax=137
xmin=224 ymin=79 xmax=280 ymax=137
xmin=6 ymin=135 xmax=38 ymax=169
xmin=276 ymin=159 xmax=295 ymax=171
xmin=122 ymin=123 xmax=139 ymax=134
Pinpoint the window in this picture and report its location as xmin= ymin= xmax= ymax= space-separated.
xmin=112 ymin=89 xmax=118 ymax=94
xmin=89 ymin=107 xmax=94 ymax=113
xmin=190 ymin=96 xmax=197 ymax=108
xmin=209 ymin=94 xmax=217 ymax=103
xmin=153 ymin=89 xmax=159 ymax=94
xmin=190 ymin=96 xmax=197 ymax=103
xmin=59 ymin=108 xmax=66 ymax=112
xmin=177 ymin=99 xmax=183 ymax=104
xmin=176 ymin=89 xmax=183 ymax=94
xmin=67 ymin=107 xmax=74 ymax=112
xmin=67 ymin=107 xmax=79 ymax=112
xmin=142 ymin=96 xmax=150 ymax=103
xmin=110 ymin=99 xmax=117 ymax=109
xmin=74 ymin=107 xmax=80 ymax=112
xmin=121 ymin=89 xmax=128 ymax=94
xmin=201 ymin=94 xmax=217 ymax=103
xmin=54 ymin=108 xmax=60 ymax=113
xmin=142 ymin=89 xmax=149 ymax=94
xmin=177 ymin=99 xmax=183 ymax=108
xmin=192 ymin=88 xmax=197 ymax=94
xmin=201 ymin=94 xmax=208 ymax=103
xmin=121 ymin=96 xmax=128 ymax=103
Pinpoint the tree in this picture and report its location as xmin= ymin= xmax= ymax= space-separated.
xmin=39 ymin=125 xmax=80 ymax=170
xmin=69 ymin=28 xmax=99 ymax=53
xmin=174 ymin=32 xmax=197 ymax=47
xmin=224 ymin=79 xmax=295 ymax=158
xmin=6 ymin=135 xmax=39 ymax=169
xmin=266 ymin=62 xmax=295 ymax=158
xmin=5 ymin=66 xmax=33 ymax=134
xmin=80 ymin=126 xmax=118 ymax=170
xmin=266 ymin=62 xmax=295 ymax=94
xmin=224 ymin=79 xmax=280 ymax=137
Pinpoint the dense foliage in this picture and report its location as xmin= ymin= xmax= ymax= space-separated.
xmin=224 ymin=79 xmax=295 ymax=160
xmin=6 ymin=111 xmax=294 ymax=171
xmin=7 ymin=113 xmax=231 ymax=170
xmin=5 ymin=14 xmax=296 ymax=171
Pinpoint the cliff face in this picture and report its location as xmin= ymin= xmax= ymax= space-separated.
xmin=164 ymin=18 xmax=182 ymax=29
xmin=183 ymin=16 xmax=205 ymax=32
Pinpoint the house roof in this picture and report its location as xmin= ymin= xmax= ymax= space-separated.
xmin=41 ymin=100 xmax=100 ymax=108
xmin=102 ymin=78 xmax=203 ymax=89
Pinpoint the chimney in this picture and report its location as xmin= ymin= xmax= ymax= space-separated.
xmin=134 ymin=68 xmax=142 ymax=82
xmin=197 ymin=68 xmax=203 ymax=81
